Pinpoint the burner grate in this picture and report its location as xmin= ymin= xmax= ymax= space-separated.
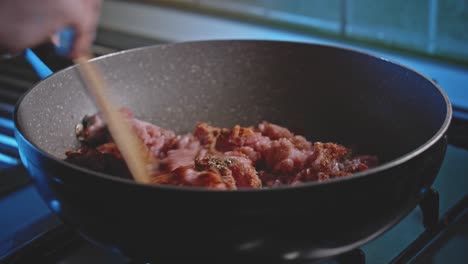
xmin=3 ymin=188 xmax=463 ymax=264
xmin=390 ymin=195 xmax=468 ymax=263
xmin=0 ymin=56 xmax=36 ymax=193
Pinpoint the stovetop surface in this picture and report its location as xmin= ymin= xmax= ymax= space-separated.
xmin=1 ymin=145 xmax=466 ymax=263
xmin=0 ymin=28 xmax=467 ymax=264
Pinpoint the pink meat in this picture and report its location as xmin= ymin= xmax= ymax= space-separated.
xmin=66 ymin=111 xmax=378 ymax=189
xmin=262 ymin=138 xmax=311 ymax=174
xmin=151 ymin=166 xmax=236 ymax=190
xmin=130 ymin=119 xmax=176 ymax=159
xmin=258 ymin=121 xmax=294 ymax=140
xmin=160 ymin=135 xmax=204 ymax=171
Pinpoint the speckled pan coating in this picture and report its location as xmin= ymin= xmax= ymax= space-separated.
xmin=17 ymin=40 xmax=449 ymax=162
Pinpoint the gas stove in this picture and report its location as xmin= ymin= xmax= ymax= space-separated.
xmin=0 ymin=28 xmax=467 ymax=264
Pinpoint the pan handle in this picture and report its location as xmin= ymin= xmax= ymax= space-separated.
xmin=24 ymin=27 xmax=75 ymax=79
xmin=419 ymin=134 xmax=448 ymax=191
xmin=54 ymin=27 xmax=75 ymax=57
xmin=415 ymin=134 xmax=446 ymax=230
xmin=23 ymin=49 xmax=53 ymax=79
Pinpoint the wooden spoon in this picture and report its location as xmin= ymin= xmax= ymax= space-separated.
xmin=74 ymin=56 xmax=153 ymax=184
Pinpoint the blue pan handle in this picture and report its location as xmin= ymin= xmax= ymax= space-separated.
xmin=23 ymin=49 xmax=53 ymax=79
xmin=24 ymin=27 xmax=75 ymax=80
xmin=55 ymin=27 xmax=75 ymax=57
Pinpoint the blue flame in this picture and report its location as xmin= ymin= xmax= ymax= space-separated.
xmin=0 ymin=134 xmax=18 ymax=148
xmin=0 ymin=153 xmax=18 ymax=166
xmin=49 ymin=199 xmax=61 ymax=213
xmin=0 ymin=117 xmax=14 ymax=130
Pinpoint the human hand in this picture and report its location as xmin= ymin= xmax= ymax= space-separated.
xmin=0 ymin=0 xmax=102 ymax=58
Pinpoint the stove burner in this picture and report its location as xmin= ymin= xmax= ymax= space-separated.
xmin=1 ymin=187 xmax=452 ymax=264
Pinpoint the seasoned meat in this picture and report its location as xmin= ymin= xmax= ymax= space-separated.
xmin=193 ymin=122 xmax=220 ymax=147
xmin=160 ymin=135 xmax=204 ymax=171
xmin=262 ymin=138 xmax=311 ymax=174
xmin=151 ymin=166 xmax=236 ymax=190
xmin=65 ymin=145 xmax=131 ymax=179
xmin=224 ymin=155 xmax=262 ymax=188
xmin=258 ymin=121 xmax=294 ymax=140
xmin=66 ymin=110 xmax=378 ymax=189
xmin=193 ymin=122 xmax=272 ymax=165
xmin=291 ymin=143 xmax=370 ymax=184
xmin=75 ymin=113 xmax=109 ymax=145
xmin=132 ymin=118 xmax=176 ymax=159
xmin=75 ymin=108 xmax=176 ymax=158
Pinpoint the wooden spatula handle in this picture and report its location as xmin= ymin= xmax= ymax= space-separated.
xmin=74 ymin=56 xmax=152 ymax=184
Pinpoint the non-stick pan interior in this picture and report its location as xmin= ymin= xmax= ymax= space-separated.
xmin=16 ymin=40 xmax=450 ymax=165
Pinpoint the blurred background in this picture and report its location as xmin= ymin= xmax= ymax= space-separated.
xmin=1 ymin=1 xmax=467 ymax=263
xmin=98 ymin=0 xmax=468 ymax=65
xmin=95 ymin=0 xmax=468 ymax=111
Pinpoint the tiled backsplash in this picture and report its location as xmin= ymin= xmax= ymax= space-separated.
xmin=125 ymin=0 xmax=468 ymax=64
xmin=100 ymin=1 xmax=468 ymax=108
xmin=436 ymin=0 xmax=468 ymax=59
xmin=347 ymin=0 xmax=430 ymax=51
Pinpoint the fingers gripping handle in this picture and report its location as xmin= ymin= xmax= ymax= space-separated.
xmin=55 ymin=27 xmax=76 ymax=57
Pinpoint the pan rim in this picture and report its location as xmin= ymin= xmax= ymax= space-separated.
xmin=13 ymin=39 xmax=452 ymax=193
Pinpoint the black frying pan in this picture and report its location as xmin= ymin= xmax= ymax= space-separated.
xmin=14 ymin=40 xmax=451 ymax=262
